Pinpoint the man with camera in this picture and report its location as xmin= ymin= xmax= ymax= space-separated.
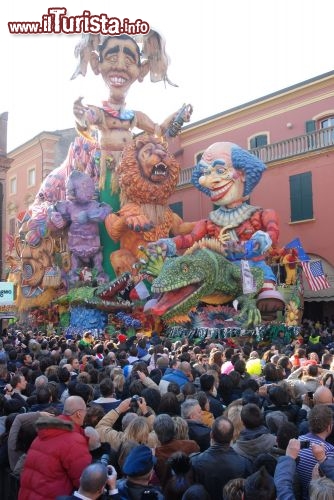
xmin=57 ymin=463 xmax=119 ymax=499
xmin=275 ymin=435 xmax=334 ymax=499
xmin=293 ymin=404 xmax=334 ymax=499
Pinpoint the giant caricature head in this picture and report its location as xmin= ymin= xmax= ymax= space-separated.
xmin=192 ymin=142 xmax=266 ymax=208
xmin=80 ymin=31 xmax=176 ymax=103
xmin=90 ymin=35 xmax=150 ymax=102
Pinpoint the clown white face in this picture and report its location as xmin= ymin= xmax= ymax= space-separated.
xmin=198 ymin=142 xmax=245 ymax=208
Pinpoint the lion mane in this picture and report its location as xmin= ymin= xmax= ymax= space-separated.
xmin=117 ymin=135 xmax=180 ymax=207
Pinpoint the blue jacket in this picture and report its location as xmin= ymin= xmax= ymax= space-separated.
xmin=274 ymin=456 xmax=297 ymax=500
xmin=275 ymin=454 xmax=334 ymax=500
xmin=161 ymin=368 xmax=189 ymax=389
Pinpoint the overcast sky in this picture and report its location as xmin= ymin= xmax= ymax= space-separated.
xmin=2 ymin=0 xmax=333 ymax=152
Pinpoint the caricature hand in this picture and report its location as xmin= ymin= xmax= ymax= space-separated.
xmin=137 ymin=244 xmax=166 ymax=277
xmin=73 ymin=97 xmax=88 ymax=123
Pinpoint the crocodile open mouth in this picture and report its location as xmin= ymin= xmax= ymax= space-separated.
xmin=87 ymin=273 xmax=133 ymax=311
xmin=150 ymin=283 xmax=202 ymax=316
xmin=95 ymin=273 xmax=131 ymax=301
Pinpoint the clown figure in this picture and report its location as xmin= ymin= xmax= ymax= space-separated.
xmin=149 ymin=142 xmax=285 ymax=312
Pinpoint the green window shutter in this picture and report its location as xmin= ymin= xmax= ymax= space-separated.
xmin=300 ymin=172 xmax=313 ymax=219
xmin=305 ymin=120 xmax=316 ymax=133
xmin=290 ymin=172 xmax=313 ymax=222
xmin=169 ymin=201 xmax=183 ymax=218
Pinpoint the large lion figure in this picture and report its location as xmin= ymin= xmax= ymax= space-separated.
xmin=105 ymin=135 xmax=195 ymax=275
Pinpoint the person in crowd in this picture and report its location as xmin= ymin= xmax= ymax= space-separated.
xmin=191 ymin=415 xmax=252 ymax=500
xmin=18 ymin=396 xmax=92 ymax=500
xmin=289 ymin=347 xmax=308 ymax=368
xmin=296 ymin=404 xmax=334 ymax=499
xmin=222 ymin=477 xmax=245 ymax=500
xmin=277 ymin=355 xmax=293 ymax=378
xmin=246 ymin=351 xmax=262 ymax=377
xmin=117 ymin=444 xmax=164 ymax=499
xmin=220 ymin=348 xmax=235 ymax=375
xmin=287 ymin=363 xmax=321 ymax=398
xmin=181 ymin=398 xmax=211 ymax=452
xmin=91 ymin=377 xmax=121 ymax=413
xmin=199 ymin=373 xmax=224 ymax=418
xmin=321 ymin=352 xmax=333 ymax=370
xmin=193 ymin=391 xmax=214 ymax=427
xmin=9 ymin=373 xmax=28 ymax=402
xmin=159 ymin=361 xmax=193 ymax=393
xmin=95 ymin=397 xmax=157 ymax=451
xmin=232 ymin=403 xmax=277 ymax=461
xmin=275 ymin=437 xmax=334 ymax=500
xmin=264 ymin=384 xmax=307 ymax=425
xmin=157 ymin=391 xmax=181 ymax=416
xmin=57 ymin=462 xmax=118 ymax=500
xmin=153 ymin=413 xmax=199 ymax=486
xmin=163 ymin=452 xmax=194 ymax=500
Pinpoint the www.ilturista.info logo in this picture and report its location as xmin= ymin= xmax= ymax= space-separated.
xmin=8 ymin=8 xmax=150 ymax=35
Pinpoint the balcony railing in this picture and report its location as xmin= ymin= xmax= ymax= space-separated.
xmin=177 ymin=126 xmax=334 ymax=187
xmin=250 ymin=126 xmax=334 ymax=163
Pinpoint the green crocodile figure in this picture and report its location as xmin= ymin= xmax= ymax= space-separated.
xmin=54 ymin=273 xmax=133 ymax=311
xmin=146 ymin=240 xmax=264 ymax=326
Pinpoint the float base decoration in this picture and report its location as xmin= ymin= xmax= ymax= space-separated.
xmin=53 ymin=273 xmax=134 ymax=334
xmin=66 ymin=306 xmax=108 ymax=338
xmin=165 ymin=323 xmax=301 ymax=342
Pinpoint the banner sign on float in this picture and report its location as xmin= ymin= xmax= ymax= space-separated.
xmin=0 ymin=283 xmax=15 ymax=305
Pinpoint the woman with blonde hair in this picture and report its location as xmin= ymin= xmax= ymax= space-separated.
xmin=172 ymin=415 xmax=190 ymax=440
xmin=224 ymin=403 xmax=244 ymax=442
xmin=123 ymin=416 xmax=157 ymax=447
xmin=112 ymin=371 xmax=126 ymax=400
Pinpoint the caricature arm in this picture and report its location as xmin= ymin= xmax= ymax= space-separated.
xmin=73 ymin=98 xmax=104 ymax=129
xmin=260 ymin=208 xmax=280 ymax=246
xmin=135 ymin=109 xmax=179 ymax=136
xmin=148 ymin=219 xmax=210 ymax=256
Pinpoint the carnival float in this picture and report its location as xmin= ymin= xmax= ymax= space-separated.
xmin=5 ymin=29 xmax=306 ymax=343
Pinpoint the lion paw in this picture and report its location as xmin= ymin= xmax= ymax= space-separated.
xmin=126 ymin=215 xmax=154 ymax=232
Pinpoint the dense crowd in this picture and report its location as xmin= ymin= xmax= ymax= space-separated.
xmin=0 ymin=318 xmax=334 ymax=499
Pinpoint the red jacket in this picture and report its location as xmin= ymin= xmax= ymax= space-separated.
xmin=19 ymin=415 xmax=91 ymax=500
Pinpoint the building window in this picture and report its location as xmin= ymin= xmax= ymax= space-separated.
xmin=169 ymin=201 xmax=183 ymax=219
xmin=249 ymin=134 xmax=268 ymax=149
xmin=320 ymin=116 xmax=334 ymax=129
xmin=9 ymin=177 xmax=17 ymax=195
xmin=27 ymin=168 xmax=36 ymax=187
xmin=306 ymin=117 xmax=334 ymax=147
xmin=195 ymin=151 xmax=204 ymax=165
xmin=9 ymin=218 xmax=16 ymax=236
xmin=289 ymin=172 xmax=313 ymax=222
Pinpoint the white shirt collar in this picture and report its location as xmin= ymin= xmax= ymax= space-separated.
xmin=73 ymin=491 xmax=91 ymax=500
